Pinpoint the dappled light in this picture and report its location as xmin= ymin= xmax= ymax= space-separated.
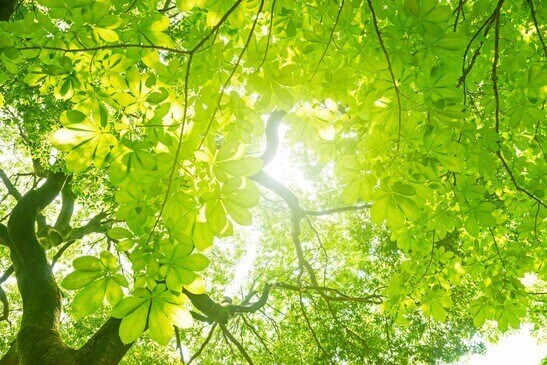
xmin=0 ymin=0 xmax=545 ymax=364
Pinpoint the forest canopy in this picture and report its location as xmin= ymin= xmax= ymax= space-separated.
xmin=0 ymin=0 xmax=545 ymax=364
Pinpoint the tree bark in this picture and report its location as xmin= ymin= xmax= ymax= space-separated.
xmin=5 ymin=173 xmax=78 ymax=364
xmin=0 ymin=0 xmax=17 ymax=21
xmin=1 ymin=172 xmax=135 ymax=364
xmin=77 ymin=318 xmax=132 ymax=364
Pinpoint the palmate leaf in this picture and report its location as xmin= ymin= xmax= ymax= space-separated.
xmin=62 ymin=251 xmax=128 ymax=317
xmin=420 ymin=288 xmax=453 ymax=322
xmin=113 ymin=285 xmax=193 ymax=345
xmin=109 ymin=146 xmax=158 ymax=185
xmin=118 ymin=301 xmax=150 ymax=344
xmin=204 ymin=177 xmax=260 ymax=234
xmin=159 ymin=242 xmax=210 ymax=291
xmin=62 ymin=270 xmax=103 ymax=290
xmin=371 ymin=180 xmax=420 ymax=228
xmin=335 ymin=155 xmax=375 ymax=203
xmin=285 ymin=103 xmax=337 ymax=143
xmin=72 ymin=278 xmax=108 ymax=317
xmin=52 ymin=119 xmax=117 ymax=172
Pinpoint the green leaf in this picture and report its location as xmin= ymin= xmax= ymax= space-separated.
xmin=73 ymin=256 xmax=105 ymax=271
xmin=178 ymin=254 xmax=209 ymax=271
xmin=112 ymin=296 xmax=149 ymax=318
xmin=119 ymin=301 xmax=150 ymax=344
xmin=107 ymin=227 xmax=133 ymax=240
xmin=72 ymin=278 xmax=107 ymax=317
xmin=94 ymin=27 xmax=119 ymax=42
xmin=148 ymin=302 xmax=174 ymax=345
xmin=52 ymin=121 xmax=117 ymax=172
xmin=62 ymin=271 xmax=103 ymax=290
xmin=161 ymin=301 xmax=193 ymax=329
xmin=100 ymin=251 xmax=118 ymax=270
xmin=193 ymin=222 xmax=214 ymax=251
xmin=105 ymin=279 xmax=124 ymax=305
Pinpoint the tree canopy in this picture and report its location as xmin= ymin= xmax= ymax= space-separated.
xmin=0 ymin=0 xmax=545 ymax=364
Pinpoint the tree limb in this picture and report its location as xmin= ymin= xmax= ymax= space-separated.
xmin=260 ymin=110 xmax=286 ymax=166
xmin=0 ymin=285 xmax=9 ymax=324
xmin=77 ymin=318 xmax=133 ymax=364
xmin=53 ymin=177 xmax=75 ymax=234
xmin=304 ymin=204 xmax=371 ymax=216
xmin=0 ymin=170 xmax=22 ymax=201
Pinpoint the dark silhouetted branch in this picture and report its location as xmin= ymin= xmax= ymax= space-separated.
xmin=188 ymin=323 xmax=217 ymax=364
xmin=527 ymin=0 xmax=547 ymax=58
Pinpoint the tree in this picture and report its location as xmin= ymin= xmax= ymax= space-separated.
xmin=0 ymin=0 xmax=545 ymax=364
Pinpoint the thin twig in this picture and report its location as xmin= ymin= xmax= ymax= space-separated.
xmin=496 ymin=151 xmax=546 ymax=207
xmin=220 ymin=323 xmax=254 ymax=365
xmin=312 ymin=0 xmax=345 ymax=78
xmin=365 ymin=0 xmax=402 ymax=149
xmin=298 ymin=292 xmax=328 ymax=359
xmin=241 ymin=315 xmax=272 ymax=354
xmin=256 ymin=0 xmax=277 ymax=72
xmin=198 ymin=0 xmax=265 ymax=150
xmin=174 ymin=326 xmax=186 ymax=364
xmin=188 ymin=323 xmax=217 ymax=364
xmin=459 ymin=0 xmax=504 ymax=103
xmin=492 ymin=10 xmax=501 ymax=133
xmin=19 ymin=43 xmax=191 ymax=55
xmin=527 ymin=0 xmax=547 ymax=58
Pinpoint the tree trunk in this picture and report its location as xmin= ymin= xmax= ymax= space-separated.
xmin=0 ymin=172 xmax=134 ymax=364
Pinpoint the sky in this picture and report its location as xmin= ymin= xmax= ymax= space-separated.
xmin=460 ymin=325 xmax=545 ymax=365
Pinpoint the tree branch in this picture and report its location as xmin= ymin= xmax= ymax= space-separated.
xmin=174 ymin=326 xmax=186 ymax=364
xmin=274 ymin=282 xmax=382 ymax=304
xmin=459 ymin=0 xmax=504 ymax=104
xmin=298 ymin=291 xmax=328 ymax=359
xmin=146 ymin=0 xmax=244 ymax=246
xmin=219 ymin=323 xmax=254 ymax=365
xmin=77 ymin=318 xmax=132 ymax=364
xmin=496 ymin=151 xmax=546 ymax=207
xmin=66 ymin=212 xmax=109 ymax=242
xmin=492 ymin=9 xmax=501 ymax=134
xmin=188 ymin=323 xmax=217 ymax=365
xmin=0 ymin=223 xmax=11 ymax=247
xmin=18 ymin=43 xmax=191 ymax=55
xmin=241 ymin=316 xmax=271 ymax=354
xmin=304 ymin=204 xmax=371 ymax=216
xmin=256 ymin=0 xmax=277 ymax=72
xmin=226 ymin=284 xmax=272 ymax=314
xmin=0 ymin=285 xmax=9 ymax=324
xmin=260 ymin=110 xmax=286 ymax=166
xmin=198 ymin=0 xmax=265 ymax=150
xmin=0 ymin=170 xmax=22 ymax=201
xmin=53 ymin=177 xmax=75 ymax=234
